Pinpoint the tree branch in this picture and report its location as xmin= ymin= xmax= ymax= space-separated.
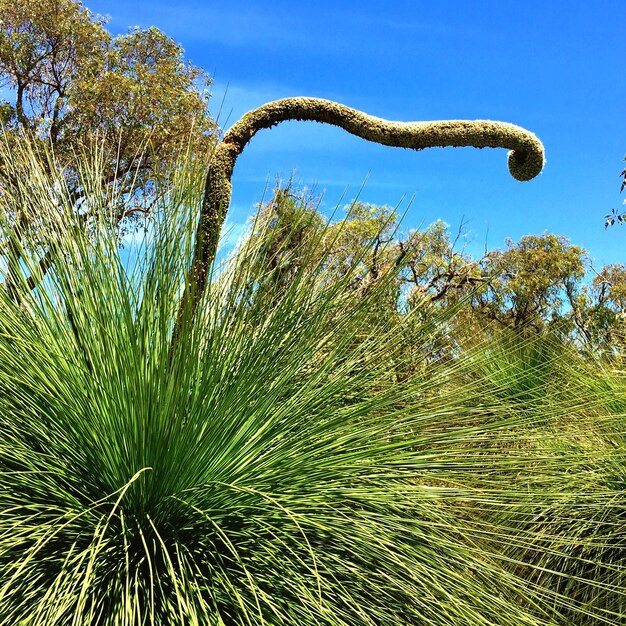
xmin=15 ymin=81 xmax=29 ymax=128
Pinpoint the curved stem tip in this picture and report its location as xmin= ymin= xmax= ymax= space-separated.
xmin=178 ymin=97 xmax=545 ymax=331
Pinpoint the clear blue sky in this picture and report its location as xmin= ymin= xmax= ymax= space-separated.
xmin=89 ymin=0 xmax=625 ymax=266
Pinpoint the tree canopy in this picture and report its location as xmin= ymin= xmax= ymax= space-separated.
xmin=0 ymin=0 xmax=214 ymax=171
xmin=0 ymin=0 xmax=215 ymax=294
xmin=474 ymin=234 xmax=587 ymax=332
xmin=240 ymin=185 xmax=626 ymax=362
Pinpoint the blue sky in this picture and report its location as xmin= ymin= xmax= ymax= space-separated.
xmin=87 ymin=0 xmax=624 ymax=266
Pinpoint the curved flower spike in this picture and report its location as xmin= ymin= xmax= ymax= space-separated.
xmin=180 ymin=97 xmax=545 ymax=326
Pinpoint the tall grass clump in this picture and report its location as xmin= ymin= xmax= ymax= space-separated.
xmin=506 ymin=356 xmax=626 ymax=624
xmin=0 ymin=135 xmax=575 ymax=625
xmin=2 ymin=131 xmax=625 ymax=623
xmin=450 ymin=329 xmax=626 ymax=625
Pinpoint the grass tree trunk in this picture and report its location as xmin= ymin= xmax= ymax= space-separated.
xmin=175 ymin=97 xmax=545 ymax=338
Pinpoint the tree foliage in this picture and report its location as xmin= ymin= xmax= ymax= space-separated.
xmin=475 ymin=234 xmax=586 ymax=332
xmin=244 ymin=186 xmax=626 ymax=361
xmin=0 ymin=0 xmax=215 ymax=293
xmin=0 ymin=0 xmax=214 ymax=176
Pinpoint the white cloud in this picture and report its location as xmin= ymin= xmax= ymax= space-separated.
xmin=103 ymin=2 xmax=318 ymax=50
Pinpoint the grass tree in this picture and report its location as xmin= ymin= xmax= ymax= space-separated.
xmin=6 ymin=103 xmax=612 ymax=626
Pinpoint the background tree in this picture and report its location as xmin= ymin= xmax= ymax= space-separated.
xmin=0 ymin=0 xmax=215 ymax=293
xmin=240 ymin=186 xmax=490 ymax=374
xmin=473 ymin=234 xmax=586 ymax=334
xmin=564 ymin=263 xmax=626 ymax=355
xmin=244 ymin=186 xmax=484 ymax=312
xmin=244 ymin=189 xmax=626 ymax=359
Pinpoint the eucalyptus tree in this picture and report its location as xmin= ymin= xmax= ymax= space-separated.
xmin=473 ymin=233 xmax=587 ymax=333
xmin=0 ymin=0 xmax=215 ymax=295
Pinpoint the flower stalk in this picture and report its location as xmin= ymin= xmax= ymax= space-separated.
xmin=176 ymin=97 xmax=545 ymax=333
